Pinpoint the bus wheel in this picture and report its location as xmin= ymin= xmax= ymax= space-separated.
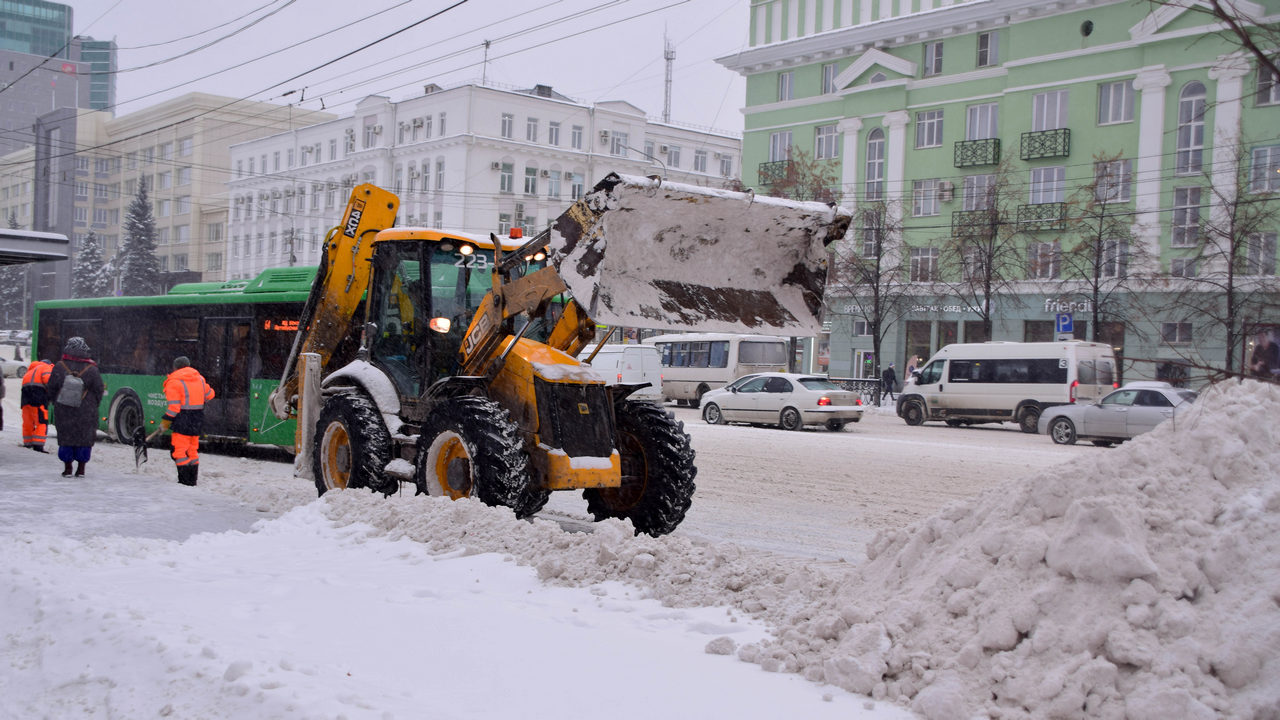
xmin=903 ymin=401 xmax=925 ymax=426
xmin=1018 ymin=405 xmax=1042 ymax=434
xmin=415 ymin=396 xmax=547 ymax=518
xmin=313 ymin=393 xmax=394 ymax=496
xmin=585 ymin=401 xmax=695 ymax=537
xmin=694 ymin=385 xmax=709 ymax=408
xmin=111 ymin=394 xmax=145 ymax=443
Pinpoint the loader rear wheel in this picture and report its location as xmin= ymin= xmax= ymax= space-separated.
xmin=414 ymin=396 xmax=548 ymax=518
xmin=314 ymin=393 xmax=394 ymax=496
xmin=584 ymin=401 xmax=696 ymax=537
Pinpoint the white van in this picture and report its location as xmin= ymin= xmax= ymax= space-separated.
xmin=580 ymin=344 xmax=663 ymax=403
xmin=896 ymin=341 xmax=1118 ymax=433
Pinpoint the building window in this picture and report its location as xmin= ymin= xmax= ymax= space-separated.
xmin=693 ymin=150 xmax=707 ymax=172
xmin=438 ymin=113 xmax=446 ymax=135
xmin=1171 ymin=186 xmax=1202 ymax=247
xmin=176 ymin=196 xmax=191 ymax=215
xmin=1027 ymin=241 xmax=1061 ymax=279
xmin=177 ymin=167 xmax=191 ymax=186
xmin=923 ymin=41 xmax=943 ymax=77
xmin=861 ymin=218 xmax=882 ymax=258
xmin=962 ymin=174 xmax=994 ymax=211
xmin=1257 ymin=68 xmax=1279 ymax=106
xmin=500 ymin=113 xmax=513 ymax=138
xmin=1176 ymin=82 xmax=1206 ymax=175
xmin=571 ymin=125 xmax=583 ymax=149
xmin=1094 ymin=159 xmax=1132 ymax=202
xmin=1171 ymin=258 xmax=1197 ymax=277
xmin=611 ymin=132 xmax=629 ymax=157
xmin=1098 ymin=80 xmax=1135 ymax=125
xmin=821 ymin=62 xmax=839 ymax=93
xmin=159 ymin=142 xmax=173 ymax=160
xmin=915 ymin=110 xmax=944 ymax=149
xmin=207 ymin=252 xmax=223 ymax=272
xmin=526 ymin=117 xmax=538 ymax=142
xmin=719 ymin=154 xmax=734 ymax=177
xmin=777 ymin=71 xmax=794 ymax=101
xmin=548 ymin=121 xmax=560 ymax=146
xmin=865 ymin=129 xmax=885 ymax=201
xmin=769 ymin=131 xmax=792 ymax=162
xmin=910 ymin=247 xmax=940 ymax=281
xmin=329 ymin=139 xmax=338 ymax=161
xmin=1161 ymin=322 xmax=1193 ymax=344
xmin=912 ymin=179 xmax=940 ymax=216
xmin=815 ymin=124 xmax=839 ymax=159
xmin=499 ymin=163 xmax=513 ymax=193
xmin=498 ymin=213 xmax=512 ymax=234
xmin=524 ymin=167 xmax=538 ymax=195
xmin=965 ymin=103 xmax=998 ymax=140
xmin=1244 ymin=232 xmax=1278 ymax=276
xmin=1029 ymin=166 xmax=1066 ymax=204
xmin=436 ymin=159 xmax=444 ymax=191
xmin=977 ymin=31 xmax=999 ymax=67
xmin=570 ymin=173 xmax=585 ymax=199
xmin=75 ymin=181 xmax=88 ymax=199
xmin=668 ymin=145 xmax=681 ymax=168
xmin=547 ymin=170 xmax=562 ymax=198
xmin=1102 ymin=239 xmax=1129 ymax=278
xmin=1250 ymin=145 xmax=1280 ymax=192
xmin=1032 ymin=90 xmax=1069 ymax=131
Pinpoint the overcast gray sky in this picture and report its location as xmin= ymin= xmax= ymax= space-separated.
xmin=69 ymin=0 xmax=751 ymax=134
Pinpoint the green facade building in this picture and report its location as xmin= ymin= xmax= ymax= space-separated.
xmin=719 ymin=0 xmax=1279 ymax=387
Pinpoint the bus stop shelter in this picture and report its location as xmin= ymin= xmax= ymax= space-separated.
xmin=0 ymin=229 xmax=69 ymax=265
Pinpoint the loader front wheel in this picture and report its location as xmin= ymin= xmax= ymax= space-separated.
xmin=415 ymin=396 xmax=548 ymax=518
xmin=314 ymin=393 xmax=394 ymax=496
xmin=584 ymin=401 xmax=696 ymax=537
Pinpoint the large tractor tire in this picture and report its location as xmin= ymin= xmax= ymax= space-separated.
xmin=584 ymin=401 xmax=696 ymax=537
xmin=414 ymin=396 xmax=548 ymax=518
xmin=314 ymin=393 xmax=395 ymax=496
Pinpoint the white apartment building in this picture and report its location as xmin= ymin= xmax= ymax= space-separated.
xmin=226 ymin=82 xmax=742 ymax=280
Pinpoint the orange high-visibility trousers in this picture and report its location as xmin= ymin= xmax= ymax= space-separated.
xmin=170 ymin=433 xmax=201 ymax=467
xmin=22 ymin=405 xmax=48 ymax=447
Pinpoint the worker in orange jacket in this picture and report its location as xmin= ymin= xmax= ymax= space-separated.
xmin=20 ymin=359 xmax=54 ymax=452
xmin=162 ymin=356 xmax=215 ymax=486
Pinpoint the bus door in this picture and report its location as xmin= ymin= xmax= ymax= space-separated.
xmin=200 ymin=317 xmax=252 ymax=437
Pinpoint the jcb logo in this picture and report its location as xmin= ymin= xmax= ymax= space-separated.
xmin=344 ymin=200 xmax=366 ymax=238
xmin=577 ymin=403 xmax=590 ymax=415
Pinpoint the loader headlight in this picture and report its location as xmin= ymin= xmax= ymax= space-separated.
xmin=458 ymin=244 xmax=474 ymax=256
xmin=429 ymin=317 xmax=452 ymax=334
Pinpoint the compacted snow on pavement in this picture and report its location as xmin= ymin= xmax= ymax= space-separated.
xmin=1 ymin=377 xmax=1277 ymax=719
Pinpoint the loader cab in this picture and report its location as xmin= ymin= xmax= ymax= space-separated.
xmin=366 ymin=235 xmax=496 ymax=398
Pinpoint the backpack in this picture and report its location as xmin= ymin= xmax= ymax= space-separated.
xmin=55 ymin=363 xmax=88 ymax=408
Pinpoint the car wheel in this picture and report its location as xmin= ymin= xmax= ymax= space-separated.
xmin=779 ymin=407 xmax=803 ymax=431
xmin=1049 ymin=417 xmax=1077 ymax=445
xmin=902 ymin=401 xmax=925 ymax=426
xmin=702 ymin=403 xmax=724 ymax=425
xmin=1091 ymin=440 xmax=1115 ymax=448
xmin=1018 ymin=405 xmax=1041 ymax=434
xmin=825 ymin=419 xmax=845 ymax=432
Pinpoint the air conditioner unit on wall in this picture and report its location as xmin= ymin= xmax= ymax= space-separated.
xmin=939 ymin=181 xmax=955 ymax=202
xmin=490 ymin=161 xmax=501 ymax=171
xmin=599 ymin=130 xmax=610 ymax=144
xmin=373 ymin=125 xmax=383 ymax=135
xmin=659 ymin=145 xmax=669 ymax=154
xmin=412 ymin=117 xmax=424 ymax=128
xmin=410 ymin=170 xmax=421 ymax=178
xmin=539 ymin=169 xmax=549 ymax=178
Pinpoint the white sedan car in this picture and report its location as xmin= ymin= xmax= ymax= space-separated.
xmin=1037 ymin=381 xmax=1198 ymax=446
xmin=701 ymin=372 xmax=864 ymax=431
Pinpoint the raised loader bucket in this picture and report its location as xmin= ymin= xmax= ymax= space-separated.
xmin=548 ymin=173 xmax=851 ymax=336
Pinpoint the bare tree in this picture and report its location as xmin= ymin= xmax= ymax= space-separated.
xmin=938 ymin=160 xmax=1029 ymax=340
xmin=1148 ymin=0 xmax=1279 ymax=81
xmin=1058 ymin=153 xmax=1151 ymax=346
xmin=825 ymin=201 xmax=913 ymax=399
xmin=1149 ymin=143 xmax=1280 ymax=376
xmin=761 ymin=147 xmax=840 ymax=203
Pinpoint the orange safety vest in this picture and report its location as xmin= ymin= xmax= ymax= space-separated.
xmin=21 ymin=360 xmax=53 ymax=395
xmin=163 ymin=366 xmax=215 ymax=420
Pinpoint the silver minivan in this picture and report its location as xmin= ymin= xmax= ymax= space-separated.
xmin=580 ymin=344 xmax=663 ymax=403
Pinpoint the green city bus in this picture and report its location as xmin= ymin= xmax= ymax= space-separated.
xmin=32 ymin=267 xmax=316 ymax=448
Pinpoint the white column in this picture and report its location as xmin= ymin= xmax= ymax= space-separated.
xmin=1131 ymin=66 xmax=1171 ymax=270
xmin=1207 ymin=54 xmax=1250 ymax=241
xmin=883 ymin=111 xmax=910 ymax=228
xmin=837 ymin=117 xmax=864 ymax=211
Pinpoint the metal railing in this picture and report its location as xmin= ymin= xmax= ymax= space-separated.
xmin=1020 ymin=128 xmax=1071 ymax=160
xmin=1017 ymin=202 xmax=1067 ymax=231
xmin=954 ymin=138 xmax=1001 ymax=167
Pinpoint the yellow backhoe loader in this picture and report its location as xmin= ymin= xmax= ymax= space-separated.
xmin=269 ymin=173 xmax=850 ymax=536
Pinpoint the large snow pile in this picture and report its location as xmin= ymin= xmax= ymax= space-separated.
xmin=220 ymin=380 xmax=1279 ymax=719
xmin=747 ymin=380 xmax=1280 ymax=719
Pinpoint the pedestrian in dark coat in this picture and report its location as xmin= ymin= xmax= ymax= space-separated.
xmin=45 ymin=337 xmax=106 ymax=477
xmin=881 ymin=363 xmax=898 ymax=402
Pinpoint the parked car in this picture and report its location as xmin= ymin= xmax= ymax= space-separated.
xmin=1037 ymin=381 xmax=1198 ymax=446
xmin=701 ymin=372 xmax=863 ymax=431
xmin=1 ymin=356 xmax=27 ymax=378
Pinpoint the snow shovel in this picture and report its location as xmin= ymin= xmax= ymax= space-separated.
xmin=133 ymin=426 xmax=164 ymax=469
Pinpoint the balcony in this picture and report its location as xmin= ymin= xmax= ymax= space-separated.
xmin=1017 ymin=202 xmax=1067 ymax=231
xmin=758 ymin=160 xmax=791 ymax=185
xmin=951 ymin=209 xmax=996 ymax=239
xmin=953 ymin=138 xmax=1001 ymax=168
xmin=1020 ymin=128 xmax=1071 ymax=161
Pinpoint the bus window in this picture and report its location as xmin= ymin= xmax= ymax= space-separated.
xmin=739 ymin=340 xmax=786 ymax=365
xmin=709 ymin=341 xmax=729 ymax=368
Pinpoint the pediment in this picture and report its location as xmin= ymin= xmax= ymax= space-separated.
xmin=1130 ymin=0 xmax=1266 ymax=40
xmin=832 ymin=48 xmax=917 ymax=89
